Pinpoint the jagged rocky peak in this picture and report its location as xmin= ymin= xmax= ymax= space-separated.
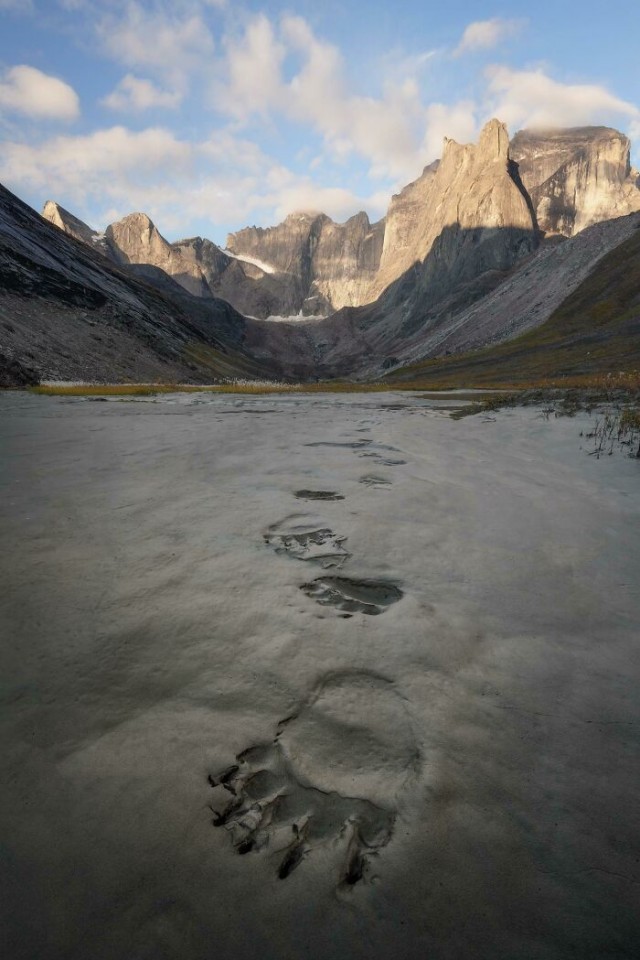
xmin=510 ymin=125 xmax=640 ymax=236
xmin=170 ymin=235 xmax=231 ymax=277
xmin=42 ymin=200 xmax=111 ymax=255
xmin=38 ymin=120 xmax=640 ymax=323
xmin=106 ymin=212 xmax=163 ymax=263
xmin=227 ymin=209 xmax=385 ymax=312
xmin=371 ymin=118 xmax=537 ymax=300
xmin=105 ymin=213 xmax=212 ymax=298
xmin=227 ymin=211 xmax=326 ymax=276
xmin=436 ymin=118 xmax=534 ymax=229
xmin=38 ymin=200 xmax=302 ymax=317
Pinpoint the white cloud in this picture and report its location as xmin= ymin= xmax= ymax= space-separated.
xmin=0 ymin=122 xmax=379 ymax=238
xmin=273 ymin=185 xmax=385 ymax=223
xmin=221 ymin=14 xmax=285 ymax=119
xmin=97 ymin=1 xmax=215 ymax=93
xmin=219 ymin=14 xmax=460 ymax=183
xmin=4 ymin=9 xmax=637 ymax=239
xmin=0 ymin=126 xmax=190 ymax=199
xmin=102 ymin=75 xmax=182 ymax=111
xmin=381 ymin=48 xmax=439 ymax=88
xmin=0 ymin=65 xmax=80 ymax=121
xmin=485 ymin=65 xmax=640 ymax=130
xmin=420 ymin=101 xmax=478 ymax=160
xmin=454 ymin=18 xmax=525 ymax=57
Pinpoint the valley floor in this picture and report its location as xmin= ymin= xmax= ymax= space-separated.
xmin=0 ymin=391 xmax=638 ymax=960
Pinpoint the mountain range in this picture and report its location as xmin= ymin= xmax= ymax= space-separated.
xmin=2 ymin=119 xmax=640 ymax=387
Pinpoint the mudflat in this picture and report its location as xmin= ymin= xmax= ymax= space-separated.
xmin=1 ymin=390 xmax=638 ymax=960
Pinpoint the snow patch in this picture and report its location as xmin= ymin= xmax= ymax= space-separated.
xmin=256 ymin=313 xmax=326 ymax=323
xmin=223 ymin=249 xmax=277 ymax=275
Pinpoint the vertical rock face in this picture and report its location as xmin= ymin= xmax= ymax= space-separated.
xmin=510 ymin=126 xmax=640 ymax=236
xmin=226 ymin=211 xmax=384 ymax=312
xmin=378 ymin=160 xmax=440 ymax=279
xmin=370 ymin=118 xmax=538 ymax=300
xmin=308 ymin=212 xmax=385 ymax=310
xmin=228 ymin=213 xmax=322 ymax=278
xmin=41 ymin=122 xmax=640 ymax=322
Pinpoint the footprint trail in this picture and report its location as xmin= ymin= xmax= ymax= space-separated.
xmin=208 ymin=672 xmax=418 ymax=886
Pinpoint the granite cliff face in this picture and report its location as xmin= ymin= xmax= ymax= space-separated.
xmin=230 ymin=119 xmax=540 ymax=312
xmin=41 ymin=122 xmax=640 ymax=328
xmin=370 ymin=119 xmax=537 ymax=300
xmin=227 ymin=210 xmax=385 ymax=313
xmin=510 ymin=126 xmax=640 ymax=236
xmin=230 ymin=122 xmax=640 ymax=307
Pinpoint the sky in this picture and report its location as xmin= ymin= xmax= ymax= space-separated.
xmin=0 ymin=0 xmax=639 ymax=246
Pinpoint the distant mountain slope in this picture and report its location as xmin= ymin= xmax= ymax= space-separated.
xmin=384 ymin=220 xmax=640 ymax=386
xmin=8 ymin=120 xmax=640 ymax=388
xmin=43 ymin=202 xmax=383 ymax=319
xmin=0 ymin=183 xmax=293 ymax=386
xmin=42 ymin=123 xmax=640 ymax=328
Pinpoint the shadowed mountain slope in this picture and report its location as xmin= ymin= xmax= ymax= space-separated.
xmin=0 ymin=183 xmax=317 ymax=386
xmin=384 ymin=220 xmax=640 ymax=386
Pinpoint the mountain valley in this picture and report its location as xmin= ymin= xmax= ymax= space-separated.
xmin=2 ymin=120 xmax=640 ymax=388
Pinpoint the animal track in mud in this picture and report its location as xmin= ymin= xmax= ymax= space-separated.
xmin=264 ymin=514 xmax=350 ymax=567
xmin=356 ymin=442 xmax=407 ymax=467
xmin=294 ymin=490 xmax=345 ymax=502
xmin=208 ymin=672 xmax=418 ymax=886
xmin=301 ymin=576 xmax=403 ymax=616
xmin=360 ymin=455 xmax=408 ymax=466
xmin=305 ymin=440 xmax=372 ymax=450
xmin=359 ymin=475 xmax=392 ymax=488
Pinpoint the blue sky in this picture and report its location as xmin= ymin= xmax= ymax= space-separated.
xmin=0 ymin=0 xmax=639 ymax=245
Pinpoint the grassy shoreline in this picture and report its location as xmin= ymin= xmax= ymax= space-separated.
xmin=25 ymin=371 xmax=640 ymax=398
xmin=28 ymin=381 xmax=500 ymax=397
